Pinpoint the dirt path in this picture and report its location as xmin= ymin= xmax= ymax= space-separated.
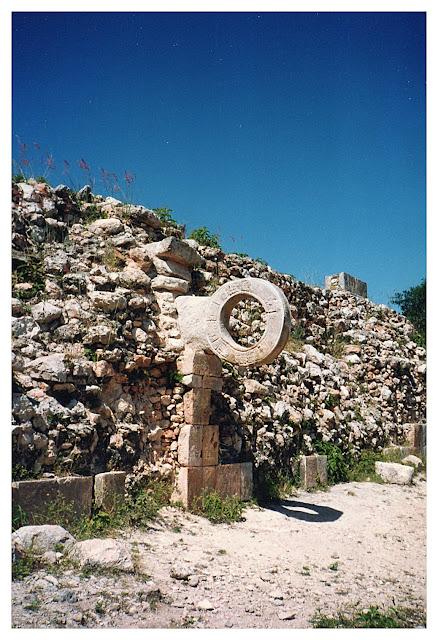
xmin=11 ymin=476 xmax=426 ymax=629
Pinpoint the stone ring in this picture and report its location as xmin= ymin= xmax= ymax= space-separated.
xmin=205 ymin=278 xmax=291 ymax=366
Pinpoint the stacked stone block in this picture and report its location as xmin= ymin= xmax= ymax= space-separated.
xmin=172 ymin=348 xmax=253 ymax=507
xmin=325 ymin=272 xmax=368 ymax=298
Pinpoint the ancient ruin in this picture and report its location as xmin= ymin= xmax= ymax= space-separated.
xmin=12 ymin=181 xmax=426 ymax=522
xmin=325 ymin=272 xmax=368 ymax=298
xmin=173 ymin=278 xmax=291 ymax=505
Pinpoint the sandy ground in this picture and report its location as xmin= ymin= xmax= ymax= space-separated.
xmin=11 ymin=476 xmax=427 ymax=629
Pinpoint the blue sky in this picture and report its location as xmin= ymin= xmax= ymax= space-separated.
xmin=11 ymin=10 xmax=426 ymax=305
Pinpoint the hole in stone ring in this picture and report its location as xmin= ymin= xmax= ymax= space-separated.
xmin=222 ymin=295 xmax=267 ymax=348
xmin=228 ymin=298 xmax=267 ymax=347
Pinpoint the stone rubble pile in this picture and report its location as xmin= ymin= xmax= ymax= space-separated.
xmin=12 ymin=180 xmax=426 ymax=486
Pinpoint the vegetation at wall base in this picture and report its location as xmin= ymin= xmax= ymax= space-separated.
xmin=189 ymin=489 xmax=244 ymax=524
xmin=311 ymin=603 xmax=426 ymax=628
xmin=253 ymin=467 xmax=299 ymax=504
xmin=12 ymin=478 xmax=174 ymax=541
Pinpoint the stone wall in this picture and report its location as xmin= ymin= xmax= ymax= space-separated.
xmin=12 ymin=181 xmax=426 ymax=489
xmin=325 ymin=272 xmax=368 ymax=298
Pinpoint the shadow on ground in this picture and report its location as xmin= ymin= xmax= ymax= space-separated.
xmin=267 ymin=499 xmax=343 ymax=522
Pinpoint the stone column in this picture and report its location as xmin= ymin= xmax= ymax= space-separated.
xmin=172 ymin=278 xmax=291 ymax=507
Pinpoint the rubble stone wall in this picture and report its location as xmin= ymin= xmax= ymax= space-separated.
xmin=12 ymin=181 xmax=426 ymax=487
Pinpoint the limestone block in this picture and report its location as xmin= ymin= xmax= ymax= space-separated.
xmin=243 ymin=379 xmax=269 ymax=395
xmin=172 ymin=462 xmax=253 ymax=507
xmin=178 ymin=425 xmax=203 ymax=466
xmin=87 ymin=218 xmax=124 ymax=236
xmin=94 ymin=471 xmax=126 ymax=512
xmin=405 ymin=422 xmax=426 ymax=456
xmin=128 ymin=247 xmax=152 ymax=271
xmin=181 ymin=373 xmax=223 ymax=391
xmin=172 ymin=466 xmax=205 ymax=507
xmin=88 ymin=291 xmax=127 ymax=312
xmin=375 ymin=461 xmax=414 ymax=484
xmin=92 ymin=360 xmax=115 ymax=378
xmin=151 ymin=276 xmax=189 ymax=294
xmin=202 ymin=425 xmax=219 ymax=466
xmin=240 ymin=462 xmax=253 ymax=500
xmin=145 ymin=236 xmax=204 ymax=267
xmin=203 ymin=466 xmax=218 ymax=494
xmin=30 ymin=301 xmax=62 ymax=324
xmin=183 ymin=388 xmax=211 ymax=425
xmin=12 ymin=476 xmax=93 ymax=525
xmin=119 ymin=265 xmax=151 ymax=290
xmin=24 ymin=354 xmax=67 ymax=383
xmin=299 ymin=455 xmax=328 ymax=489
xmin=325 ymin=272 xmax=367 ymax=298
xmin=152 ymin=256 xmax=192 ymax=282
xmin=202 ymin=376 xmax=223 ymax=391
xmin=177 ymin=349 xmax=222 ymax=377
xmin=176 ymin=297 xmax=212 ymax=351
xmin=216 ymin=464 xmax=241 ymax=499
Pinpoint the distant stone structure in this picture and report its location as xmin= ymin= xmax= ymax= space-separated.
xmin=325 ymin=272 xmax=368 ymax=298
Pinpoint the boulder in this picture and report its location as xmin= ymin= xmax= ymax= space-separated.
xmin=69 ymin=538 xmax=134 ymax=572
xmin=145 ymin=236 xmax=203 ymax=267
xmin=12 ymin=317 xmax=41 ymax=339
xmin=87 ymin=218 xmax=124 ymax=236
xmin=31 ymin=301 xmax=62 ymax=324
xmin=375 ymin=461 xmax=414 ymax=485
xmin=88 ymin=290 xmax=127 ymax=312
xmin=25 ymin=353 xmax=67 ymax=383
xmin=401 ymin=455 xmax=424 ymax=470
xmin=12 ymin=525 xmax=75 ymax=555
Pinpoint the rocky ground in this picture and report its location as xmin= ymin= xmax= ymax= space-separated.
xmin=11 ymin=475 xmax=426 ymax=629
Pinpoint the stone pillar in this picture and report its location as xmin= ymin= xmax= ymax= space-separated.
xmin=172 ymin=278 xmax=291 ymax=507
xmin=299 ymin=454 xmax=328 ymax=490
xmin=172 ymin=349 xmax=221 ymax=506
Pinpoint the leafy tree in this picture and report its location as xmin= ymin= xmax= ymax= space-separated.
xmin=391 ymin=279 xmax=426 ymax=347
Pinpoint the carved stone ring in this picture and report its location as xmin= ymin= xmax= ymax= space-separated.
xmin=205 ymin=278 xmax=291 ymax=366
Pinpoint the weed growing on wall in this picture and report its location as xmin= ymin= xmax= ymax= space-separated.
xmin=188 ymin=226 xmax=221 ymax=249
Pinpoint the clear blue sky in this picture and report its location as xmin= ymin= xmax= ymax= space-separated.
xmin=12 ymin=11 xmax=426 ymax=305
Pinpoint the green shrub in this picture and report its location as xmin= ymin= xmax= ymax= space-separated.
xmin=348 ymin=449 xmax=380 ymax=482
xmin=190 ymin=489 xmax=244 ymax=524
xmin=153 ymin=206 xmax=180 ymax=228
xmin=253 ymin=468 xmax=298 ymax=504
xmin=12 ymin=552 xmax=44 ymax=582
xmin=188 ymin=226 xmax=221 ymax=249
xmin=313 ymin=441 xmax=350 ymax=484
xmin=12 ymin=260 xmax=45 ymax=301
